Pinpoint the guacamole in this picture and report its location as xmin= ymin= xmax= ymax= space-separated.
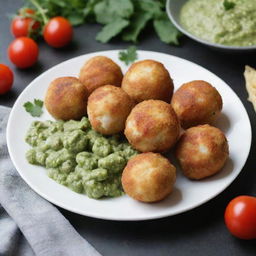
xmin=180 ymin=0 xmax=256 ymax=46
xmin=25 ymin=117 xmax=138 ymax=199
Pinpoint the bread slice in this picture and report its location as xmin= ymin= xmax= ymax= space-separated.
xmin=244 ymin=65 xmax=256 ymax=111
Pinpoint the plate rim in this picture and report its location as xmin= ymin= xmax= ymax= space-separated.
xmin=6 ymin=50 xmax=252 ymax=221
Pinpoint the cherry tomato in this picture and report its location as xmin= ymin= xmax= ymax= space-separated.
xmin=43 ymin=17 xmax=73 ymax=48
xmin=10 ymin=9 xmax=40 ymax=38
xmin=0 ymin=64 xmax=14 ymax=94
xmin=8 ymin=37 xmax=39 ymax=69
xmin=225 ymin=195 xmax=256 ymax=240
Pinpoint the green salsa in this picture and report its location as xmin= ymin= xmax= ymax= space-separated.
xmin=25 ymin=117 xmax=138 ymax=199
xmin=180 ymin=0 xmax=256 ymax=46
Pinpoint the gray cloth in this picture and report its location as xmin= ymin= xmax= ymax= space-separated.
xmin=0 ymin=106 xmax=102 ymax=256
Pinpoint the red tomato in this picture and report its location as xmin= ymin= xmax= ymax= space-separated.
xmin=43 ymin=17 xmax=73 ymax=48
xmin=10 ymin=9 xmax=40 ymax=38
xmin=225 ymin=195 xmax=256 ymax=240
xmin=0 ymin=64 xmax=14 ymax=94
xmin=8 ymin=37 xmax=39 ymax=68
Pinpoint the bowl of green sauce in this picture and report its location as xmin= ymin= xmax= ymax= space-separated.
xmin=166 ymin=0 xmax=256 ymax=51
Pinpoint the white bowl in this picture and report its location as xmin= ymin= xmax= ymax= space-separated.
xmin=166 ymin=0 xmax=256 ymax=51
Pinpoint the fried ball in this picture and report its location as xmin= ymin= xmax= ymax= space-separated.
xmin=45 ymin=76 xmax=88 ymax=120
xmin=122 ymin=153 xmax=176 ymax=203
xmin=121 ymin=60 xmax=174 ymax=103
xmin=124 ymin=100 xmax=180 ymax=152
xmin=171 ymin=80 xmax=223 ymax=129
xmin=176 ymin=124 xmax=229 ymax=180
xmin=79 ymin=56 xmax=123 ymax=95
xmin=87 ymin=85 xmax=134 ymax=135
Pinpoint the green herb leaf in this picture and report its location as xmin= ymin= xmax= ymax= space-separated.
xmin=122 ymin=11 xmax=152 ymax=42
xmin=119 ymin=46 xmax=138 ymax=65
xmin=138 ymin=0 xmax=163 ymax=19
xmin=96 ymin=18 xmax=129 ymax=43
xmin=223 ymin=0 xmax=236 ymax=11
xmin=153 ymin=13 xmax=182 ymax=45
xmin=34 ymin=99 xmax=43 ymax=107
xmin=23 ymin=99 xmax=44 ymax=117
xmin=83 ymin=0 xmax=101 ymax=19
xmin=94 ymin=0 xmax=133 ymax=25
xmin=67 ymin=12 xmax=84 ymax=26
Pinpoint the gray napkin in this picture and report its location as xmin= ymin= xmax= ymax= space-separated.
xmin=0 ymin=106 xmax=102 ymax=256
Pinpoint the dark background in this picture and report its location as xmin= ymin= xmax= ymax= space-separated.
xmin=1 ymin=1 xmax=256 ymax=255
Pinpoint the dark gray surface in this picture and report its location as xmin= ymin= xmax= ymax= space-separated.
xmin=1 ymin=1 xmax=256 ymax=255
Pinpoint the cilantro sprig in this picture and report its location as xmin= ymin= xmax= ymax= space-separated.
xmin=119 ymin=46 xmax=138 ymax=65
xmin=23 ymin=99 xmax=44 ymax=117
xmin=223 ymin=0 xmax=236 ymax=11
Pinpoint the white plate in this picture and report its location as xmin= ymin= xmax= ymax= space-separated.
xmin=7 ymin=50 xmax=251 ymax=221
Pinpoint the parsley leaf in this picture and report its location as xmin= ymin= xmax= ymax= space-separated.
xmin=96 ymin=18 xmax=129 ymax=43
xmin=66 ymin=12 xmax=84 ymax=26
xmin=23 ymin=99 xmax=44 ymax=117
xmin=138 ymin=0 xmax=163 ymax=19
xmin=223 ymin=0 xmax=236 ymax=11
xmin=94 ymin=0 xmax=134 ymax=25
xmin=119 ymin=46 xmax=138 ymax=65
xmin=153 ymin=13 xmax=182 ymax=45
xmin=122 ymin=11 xmax=152 ymax=42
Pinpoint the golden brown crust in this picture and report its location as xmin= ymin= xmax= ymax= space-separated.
xmin=175 ymin=124 xmax=229 ymax=180
xmin=79 ymin=56 xmax=123 ymax=95
xmin=45 ymin=76 xmax=88 ymax=120
xmin=124 ymin=100 xmax=180 ymax=152
xmin=121 ymin=60 xmax=174 ymax=103
xmin=87 ymin=85 xmax=135 ymax=135
xmin=121 ymin=153 xmax=176 ymax=202
xmin=171 ymin=80 xmax=223 ymax=129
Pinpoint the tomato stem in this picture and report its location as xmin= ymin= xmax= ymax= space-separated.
xmin=29 ymin=0 xmax=48 ymax=25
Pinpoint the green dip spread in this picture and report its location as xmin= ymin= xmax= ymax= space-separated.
xmin=180 ymin=0 xmax=256 ymax=46
xmin=25 ymin=117 xmax=138 ymax=199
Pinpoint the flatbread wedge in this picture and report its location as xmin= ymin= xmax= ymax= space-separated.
xmin=244 ymin=65 xmax=256 ymax=111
